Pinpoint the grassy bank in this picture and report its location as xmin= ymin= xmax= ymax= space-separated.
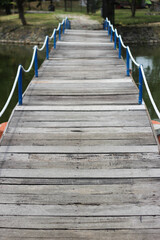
xmin=0 ymin=8 xmax=160 ymax=43
xmin=115 ymin=9 xmax=160 ymax=26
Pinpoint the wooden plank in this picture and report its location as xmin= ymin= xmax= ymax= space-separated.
xmin=0 ymin=178 xmax=159 ymax=185
xmin=0 ymin=181 xmax=160 ymax=205
xmin=22 ymin=94 xmax=139 ymax=106
xmin=41 ymin=58 xmax=125 ymax=66
xmin=57 ymin=41 xmax=113 ymax=46
xmin=1 ymin=203 xmax=160 ymax=216
xmin=0 ymin=153 xmax=159 ymax=169
xmin=0 ymin=216 xmax=160 ymax=229
xmin=15 ymin=105 xmax=145 ymax=111
xmin=6 ymin=126 xmax=152 ymax=134
xmin=0 ymin=167 xmax=160 ymax=178
xmin=0 ymin=229 xmax=160 ymax=240
xmin=1 ymin=139 xmax=156 ymax=147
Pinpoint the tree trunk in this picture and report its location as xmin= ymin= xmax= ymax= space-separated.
xmin=91 ymin=0 xmax=96 ymax=13
xmin=131 ymin=0 xmax=136 ymax=17
xmin=102 ymin=0 xmax=115 ymax=25
xmin=5 ymin=4 xmax=11 ymax=15
xmin=87 ymin=0 xmax=90 ymax=14
xmin=16 ymin=0 xmax=27 ymax=25
xmin=64 ymin=0 xmax=67 ymax=11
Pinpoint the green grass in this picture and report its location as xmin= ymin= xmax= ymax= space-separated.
xmin=0 ymin=8 xmax=160 ymax=30
xmin=115 ymin=9 xmax=160 ymax=26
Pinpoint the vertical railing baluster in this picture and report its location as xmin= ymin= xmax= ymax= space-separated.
xmin=119 ymin=38 xmax=121 ymax=59
xmin=114 ymin=32 xmax=116 ymax=50
xmin=139 ymin=65 xmax=143 ymax=104
xmin=63 ymin=21 xmax=65 ymax=34
xmin=18 ymin=65 xmax=22 ymax=105
xmin=46 ymin=36 xmax=49 ymax=60
xmin=54 ymin=31 xmax=56 ymax=49
xmin=110 ymin=27 xmax=113 ymax=42
xmin=59 ymin=25 xmax=61 ymax=40
xmin=34 ymin=47 xmax=38 ymax=77
xmin=126 ymin=48 xmax=130 ymax=76
xmin=103 ymin=20 xmax=106 ymax=30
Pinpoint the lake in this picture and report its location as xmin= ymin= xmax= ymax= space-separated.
xmin=0 ymin=43 xmax=159 ymax=123
xmin=0 ymin=44 xmax=45 ymax=123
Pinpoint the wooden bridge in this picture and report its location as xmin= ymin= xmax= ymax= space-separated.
xmin=0 ymin=27 xmax=160 ymax=239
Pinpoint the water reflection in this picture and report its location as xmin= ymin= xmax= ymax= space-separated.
xmin=0 ymin=44 xmax=45 ymax=123
xmin=130 ymin=45 xmax=160 ymax=119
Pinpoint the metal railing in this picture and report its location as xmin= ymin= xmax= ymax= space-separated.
xmin=0 ymin=17 xmax=70 ymax=118
xmin=104 ymin=18 xmax=160 ymax=120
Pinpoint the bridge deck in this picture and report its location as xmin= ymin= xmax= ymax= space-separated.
xmin=0 ymin=29 xmax=160 ymax=239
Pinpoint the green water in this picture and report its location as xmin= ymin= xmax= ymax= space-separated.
xmin=0 ymin=44 xmax=45 ymax=123
xmin=0 ymin=44 xmax=160 ymax=123
xmin=130 ymin=45 xmax=160 ymax=119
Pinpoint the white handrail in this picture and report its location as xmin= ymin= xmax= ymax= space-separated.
xmin=0 ymin=17 xmax=69 ymax=119
xmin=105 ymin=18 xmax=160 ymax=120
xmin=141 ymin=65 xmax=160 ymax=119
xmin=22 ymin=46 xmax=37 ymax=73
xmin=0 ymin=65 xmax=21 ymax=117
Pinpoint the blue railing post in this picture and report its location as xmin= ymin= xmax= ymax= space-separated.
xmin=126 ymin=48 xmax=130 ymax=76
xmin=46 ymin=36 xmax=49 ymax=60
xmin=63 ymin=21 xmax=65 ymax=34
xmin=34 ymin=47 xmax=38 ymax=77
xmin=54 ymin=31 xmax=56 ymax=49
xmin=110 ymin=27 xmax=113 ymax=42
xmin=103 ymin=21 xmax=106 ymax=30
xmin=18 ymin=65 xmax=22 ymax=105
xmin=59 ymin=25 xmax=61 ymax=40
xmin=66 ymin=20 xmax=69 ymax=29
xmin=114 ymin=32 xmax=117 ymax=50
xmin=108 ymin=25 xmax=110 ymax=35
xmin=139 ymin=65 xmax=143 ymax=104
xmin=119 ymin=38 xmax=121 ymax=59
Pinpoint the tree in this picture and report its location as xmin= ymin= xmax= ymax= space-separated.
xmin=0 ymin=0 xmax=12 ymax=15
xmin=102 ymin=0 xmax=115 ymax=24
xmin=64 ymin=0 xmax=67 ymax=11
xmin=16 ymin=0 xmax=27 ymax=25
xmin=131 ymin=0 xmax=136 ymax=17
xmin=87 ymin=0 xmax=90 ymax=13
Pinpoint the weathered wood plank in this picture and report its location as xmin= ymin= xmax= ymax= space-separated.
xmin=0 ymin=229 xmax=160 ymax=240
xmin=22 ymin=94 xmax=139 ymax=105
xmin=0 ymin=178 xmax=159 ymax=185
xmin=1 ymin=203 xmax=160 ymax=216
xmin=0 ymin=167 xmax=159 ymax=178
xmin=0 ymin=153 xmax=159 ymax=169
xmin=1 ymin=139 xmax=156 ymax=146
xmin=41 ymin=58 xmax=125 ymax=66
xmin=6 ymin=126 xmax=151 ymax=134
xmin=15 ymin=105 xmax=145 ymax=111
xmin=0 ymin=181 xmax=159 ymax=205
xmin=0 ymin=216 xmax=160 ymax=229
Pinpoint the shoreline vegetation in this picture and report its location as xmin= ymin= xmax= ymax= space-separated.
xmin=0 ymin=9 xmax=160 ymax=44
